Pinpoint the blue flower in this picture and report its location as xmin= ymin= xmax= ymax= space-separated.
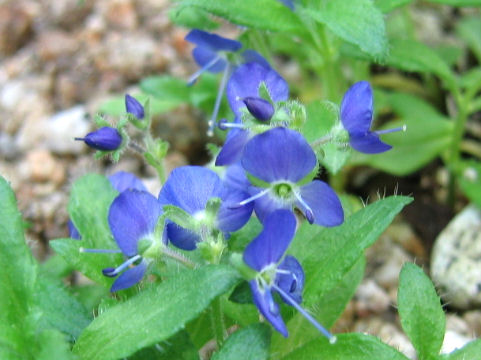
xmin=244 ymin=210 xmax=334 ymax=339
xmin=125 ymin=94 xmax=145 ymax=119
xmin=340 ymin=81 xmax=404 ymax=154
xmin=278 ymin=0 xmax=295 ymax=10
xmin=235 ymin=127 xmax=343 ymax=227
xmin=158 ymin=166 xmax=253 ymax=250
xmin=216 ymin=62 xmax=289 ymax=166
xmin=75 ymin=126 xmax=122 ymax=151
xmin=185 ymin=29 xmax=242 ymax=85
xmin=103 ymin=189 xmax=163 ymax=292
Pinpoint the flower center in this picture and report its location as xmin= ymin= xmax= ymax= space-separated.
xmin=273 ymin=183 xmax=293 ymax=199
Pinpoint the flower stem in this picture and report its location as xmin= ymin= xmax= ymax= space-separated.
xmin=210 ymin=296 xmax=226 ymax=349
xmin=447 ymin=91 xmax=469 ymax=207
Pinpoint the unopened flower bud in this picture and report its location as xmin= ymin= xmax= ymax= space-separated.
xmin=243 ymin=97 xmax=274 ymax=121
xmin=125 ymin=94 xmax=144 ymax=119
xmin=75 ymin=127 xmax=122 ymax=151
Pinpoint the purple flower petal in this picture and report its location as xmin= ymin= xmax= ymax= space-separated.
xmin=241 ymin=50 xmax=272 ymax=69
xmin=243 ymin=97 xmax=274 ymax=121
xmin=241 ymin=127 xmax=316 ymax=183
xmin=166 ymin=222 xmax=199 ymax=251
xmin=159 ymin=166 xmax=223 ymax=214
xmin=226 ymin=62 xmax=288 ymax=118
xmin=215 ymin=129 xmax=251 ymax=166
xmin=349 ymin=133 xmax=392 ymax=154
xmin=185 ymin=29 xmax=242 ymax=52
xmin=299 ymin=180 xmax=343 ymax=227
xmin=217 ymin=189 xmax=254 ymax=232
xmin=249 ymin=186 xmax=290 ymax=223
xmin=222 ymin=163 xmax=250 ymax=193
xmin=192 ymin=47 xmax=227 ymax=74
xmin=125 ymin=94 xmax=144 ymax=119
xmin=68 ymin=219 xmax=81 ymax=240
xmin=340 ymin=81 xmax=373 ymax=135
xmin=243 ymin=210 xmax=296 ymax=272
xmin=110 ymin=261 xmax=147 ymax=292
xmin=249 ymin=280 xmax=288 ymax=337
xmin=276 ymin=255 xmax=304 ymax=304
xmin=108 ymin=171 xmax=147 ymax=193
xmin=75 ymin=126 xmax=122 ymax=151
xmin=108 ymin=190 xmax=162 ymax=257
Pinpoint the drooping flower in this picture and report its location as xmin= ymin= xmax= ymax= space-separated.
xmin=340 ymin=81 xmax=405 ymax=154
xmin=103 ymin=189 xmax=163 ymax=292
xmin=234 ymin=127 xmax=343 ymax=227
xmin=75 ymin=126 xmax=123 ymax=151
xmin=216 ymin=62 xmax=289 ymax=166
xmin=158 ymin=166 xmax=253 ymax=250
xmin=244 ymin=210 xmax=334 ymax=340
xmin=125 ymin=94 xmax=145 ymax=119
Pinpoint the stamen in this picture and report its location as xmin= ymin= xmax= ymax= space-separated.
xmin=272 ymin=284 xmax=335 ymax=342
xmin=293 ymin=192 xmax=315 ymax=224
xmin=102 ymin=254 xmax=142 ymax=277
xmin=217 ymin=119 xmax=247 ymax=131
xmin=207 ymin=63 xmax=231 ymax=137
xmin=187 ymin=55 xmax=222 ymax=86
xmin=227 ymin=188 xmax=271 ymax=209
xmin=374 ymin=125 xmax=406 ymax=136
xmin=74 ymin=137 xmax=85 ymax=141
xmin=80 ymin=247 xmax=122 ymax=254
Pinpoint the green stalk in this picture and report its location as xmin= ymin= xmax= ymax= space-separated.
xmin=210 ymin=296 xmax=226 ymax=349
xmin=447 ymin=90 xmax=469 ymax=206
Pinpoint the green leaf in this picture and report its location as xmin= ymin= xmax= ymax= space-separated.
xmin=443 ymin=339 xmax=481 ymax=360
xmin=304 ymin=100 xmax=350 ymax=174
xmin=130 ymin=331 xmax=199 ymax=360
xmin=290 ymin=196 xmax=412 ymax=306
xmin=386 ymin=39 xmax=456 ymax=88
xmin=281 ymin=333 xmax=410 ymax=360
xmin=305 ymin=0 xmax=388 ymax=60
xmin=212 ymin=324 xmax=270 ymax=360
xmin=272 ymin=257 xmax=366 ymax=357
xmin=457 ymin=16 xmax=481 ymax=63
xmin=0 ymin=176 xmax=38 ymax=360
xmin=50 ymin=174 xmax=122 ymax=287
xmin=350 ymin=93 xmax=454 ymax=175
xmin=168 ymin=6 xmax=219 ymax=30
xmin=140 ymin=75 xmax=192 ymax=103
xmin=398 ymin=263 xmax=445 ymax=359
xmin=36 ymin=330 xmax=77 ymax=360
xmin=73 ymin=265 xmax=240 ymax=360
xmin=427 ymin=0 xmax=481 ymax=6
xmin=99 ymin=93 xmax=180 ymax=117
xmin=35 ymin=275 xmax=91 ymax=340
xmin=374 ymin=0 xmax=413 ymax=13
xmin=174 ymin=0 xmax=303 ymax=33
xmin=458 ymin=160 xmax=481 ymax=208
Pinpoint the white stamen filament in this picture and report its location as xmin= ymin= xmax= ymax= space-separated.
xmin=272 ymin=283 xmax=336 ymax=342
xmin=187 ymin=55 xmax=222 ymax=86
xmin=104 ymin=254 xmax=142 ymax=276
xmin=208 ymin=63 xmax=231 ymax=136
xmin=228 ymin=188 xmax=271 ymax=209
xmin=374 ymin=125 xmax=406 ymax=136
xmin=293 ymin=192 xmax=315 ymax=224
xmin=80 ymin=247 xmax=122 ymax=254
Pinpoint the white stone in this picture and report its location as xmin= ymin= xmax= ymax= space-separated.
xmin=431 ymin=205 xmax=481 ymax=309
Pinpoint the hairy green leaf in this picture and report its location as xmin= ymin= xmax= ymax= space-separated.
xmin=398 ymin=263 xmax=445 ymax=359
xmin=212 ymin=324 xmax=270 ymax=360
xmin=281 ymin=333 xmax=409 ymax=360
xmin=0 ymin=176 xmax=38 ymax=360
xmin=73 ymin=265 xmax=240 ymax=360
